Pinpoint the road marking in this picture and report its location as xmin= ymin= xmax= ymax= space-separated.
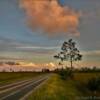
xmin=1 ymin=76 xmax=49 ymax=100
xmin=0 ymin=75 xmax=43 ymax=94
xmin=20 ymin=75 xmax=50 ymax=100
xmin=0 ymin=78 xmax=33 ymax=90
xmin=0 ymin=79 xmax=34 ymax=94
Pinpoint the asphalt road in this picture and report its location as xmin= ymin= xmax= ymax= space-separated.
xmin=0 ymin=74 xmax=50 ymax=100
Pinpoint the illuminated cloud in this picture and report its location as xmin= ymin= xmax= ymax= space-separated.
xmin=17 ymin=46 xmax=59 ymax=49
xmin=82 ymin=50 xmax=100 ymax=56
xmin=0 ymin=61 xmax=57 ymax=71
xmin=20 ymin=0 xmax=80 ymax=37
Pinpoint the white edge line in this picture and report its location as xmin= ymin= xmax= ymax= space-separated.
xmin=0 ymin=75 xmax=43 ymax=94
xmin=20 ymin=76 xmax=50 ymax=100
xmin=1 ymin=76 xmax=48 ymax=100
xmin=0 ymin=75 xmax=44 ymax=89
xmin=0 ymin=79 xmax=35 ymax=94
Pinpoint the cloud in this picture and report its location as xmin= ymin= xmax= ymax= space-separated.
xmin=82 ymin=50 xmax=100 ymax=56
xmin=16 ymin=46 xmax=59 ymax=50
xmin=14 ymin=45 xmax=59 ymax=54
xmin=0 ymin=61 xmax=57 ymax=71
xmin=20 ymin=0 xmax=80 ymax=37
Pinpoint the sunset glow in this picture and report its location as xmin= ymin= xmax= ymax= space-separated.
xmin=0 ymin=0 xmax=100 ymax=71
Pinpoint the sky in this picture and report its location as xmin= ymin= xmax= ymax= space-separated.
xmin=0 ymin=0 xmax=100 ymax=69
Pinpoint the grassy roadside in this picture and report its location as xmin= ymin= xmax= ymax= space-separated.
xmin=28 ymin=74 xmax=82 ymax=100
xmin=0 ymin=72 xmax=43 ymax=86
xmin=74 ymin=72 xmax=100 ymax=83
xmin=74 ymin=72 xmax=100 ymax=96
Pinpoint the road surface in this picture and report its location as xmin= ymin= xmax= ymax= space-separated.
xmin=0 ymin=74 xmax=50 ymax=100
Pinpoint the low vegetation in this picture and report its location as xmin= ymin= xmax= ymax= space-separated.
xmin=73 ymin=72 xmax=100 ymax=98
xmin=29 ymin=74 xmax=82 ymax=100
xmin=0 ymin=68 xmax=100 ymax=100
xmin=28 ymin=72 xmax=100 ymax=100
xmin=54 ymin=68 xmax=74 ymax=80
xmin=86 ymin=77 xmax=100 ymax=95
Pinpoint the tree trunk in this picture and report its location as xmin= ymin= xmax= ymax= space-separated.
xmin=70 ymin=57 xmax=73 ymax=70
xmin=71 ymin=60 xmax=72 ymax=69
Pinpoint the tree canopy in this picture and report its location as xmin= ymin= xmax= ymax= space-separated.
xmin=54 ymin=39 xmax=82 ymax=69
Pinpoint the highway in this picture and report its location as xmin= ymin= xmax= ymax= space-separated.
xmin=0 ymin=74 xmax=50 ymax=100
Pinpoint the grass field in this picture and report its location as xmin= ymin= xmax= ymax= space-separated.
xmin=74 ymin=72 xmax=100 ymax=96
xmin=29 ymin=74 xmax=82 ymax=100
xmin=0 ymin=72 xmax=43 ymax=86
xmin=28 ymin=72 xmax=100 ymax=100
xmin=74 ymin=72 xmax=100 ymax=83
xmin=0 ymin=72 xmax=100 ymax=99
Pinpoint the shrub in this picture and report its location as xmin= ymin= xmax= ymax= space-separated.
xmin=86 ymin=77 xmax=100 ymax=95
xmin=58 ymin=68 xmax=74 ymax=80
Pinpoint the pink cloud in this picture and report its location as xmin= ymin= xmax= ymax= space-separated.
xmin=20 ymin=0 xmax=80 ymax=37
